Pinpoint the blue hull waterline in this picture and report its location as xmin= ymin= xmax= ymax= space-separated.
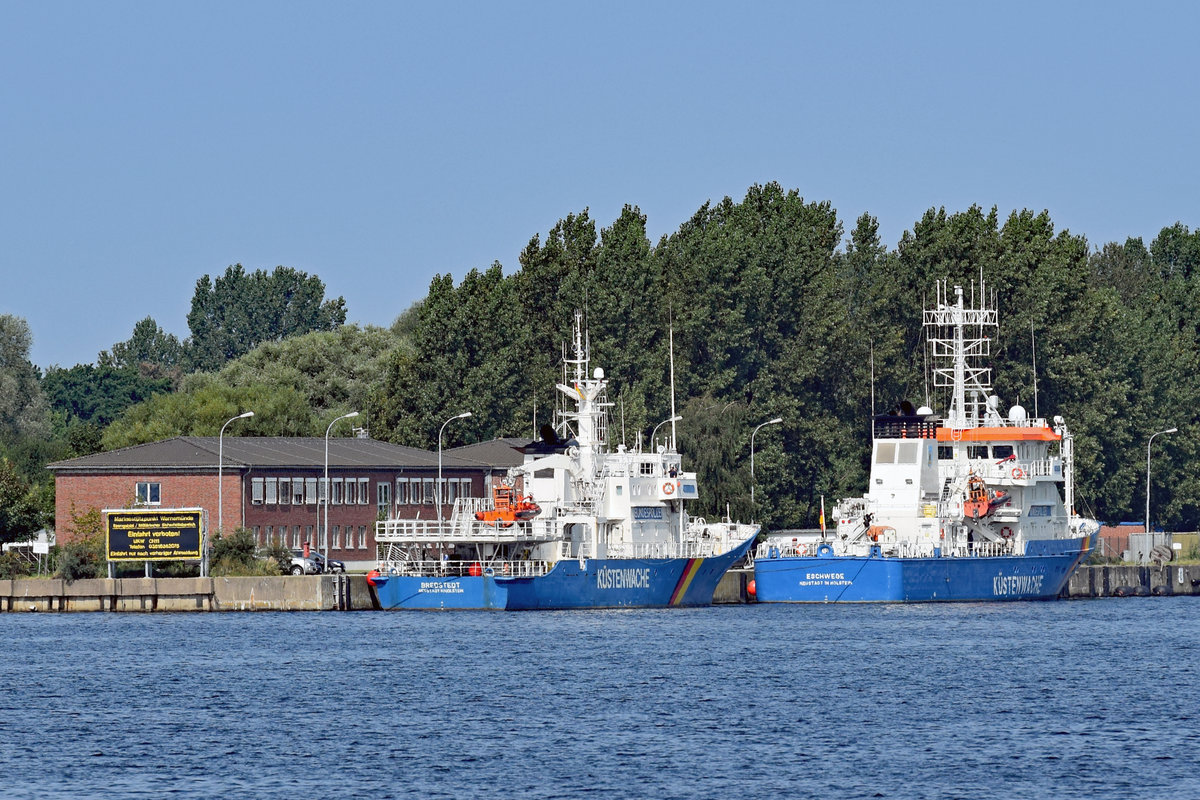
xmin=754 ymin=535 xmax=1095 ymax=603
xmin=371 ymin=533 xmax=756 ymax=610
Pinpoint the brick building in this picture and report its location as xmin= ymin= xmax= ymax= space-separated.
xmin=48 ymin=435 xmax=524 ymax=569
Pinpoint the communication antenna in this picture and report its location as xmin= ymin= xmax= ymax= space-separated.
xmin=668 ymin=303 xmax=678 ymax=451
xmin=1031 ymin=321 xmax=1039 ymax=420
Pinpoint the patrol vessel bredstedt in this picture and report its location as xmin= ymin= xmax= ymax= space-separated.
xmin=368 ymin=312 xmax=758 ymax=609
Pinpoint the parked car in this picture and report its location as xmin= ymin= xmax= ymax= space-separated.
xmin=287 ymin=550 xmax=322 ymax=576
xmin=309 ymin=551 xmax=346 ymax=574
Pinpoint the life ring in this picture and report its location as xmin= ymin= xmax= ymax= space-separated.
xmin=662 ymin=482 xmax=675 ymax=495
xmin=483 ymin=567 xmax=495 ymax=577
xmin=1000 ymin=527 xmax=1013 ymax=540
xmin=1011 ymin=467 xmax=1026 ymax=480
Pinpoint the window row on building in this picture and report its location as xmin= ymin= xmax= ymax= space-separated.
xmin=251 ymin=524 xmax=373 ymax=550
xmin=248 ymin=477 xmax=474 ymax=508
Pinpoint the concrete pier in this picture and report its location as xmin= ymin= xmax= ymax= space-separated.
xmin=0 ymin=575 xmax=377 ymax=612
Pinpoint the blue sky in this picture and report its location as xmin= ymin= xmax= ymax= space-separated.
xmin=3 ymin=2 xmax=1197 ymax=369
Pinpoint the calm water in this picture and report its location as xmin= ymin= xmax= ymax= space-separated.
xmin=1 ymin=599 xmax=1198 ymax=799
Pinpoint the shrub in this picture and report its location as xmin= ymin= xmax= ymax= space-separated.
xmin=209 ymin=528 xmax=283 ymax=577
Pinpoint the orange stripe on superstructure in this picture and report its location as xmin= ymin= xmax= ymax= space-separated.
xmin=936 ymin=426 xmax=1060 ymax=442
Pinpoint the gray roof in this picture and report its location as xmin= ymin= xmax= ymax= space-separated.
xmin=446 ymin=437 xmax=530 ymax=468
xmin=47 ymin=436 xmax=489 ymax=472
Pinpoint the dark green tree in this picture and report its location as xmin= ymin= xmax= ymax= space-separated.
xmin=185 ymin=264 xmax=347 ymax=372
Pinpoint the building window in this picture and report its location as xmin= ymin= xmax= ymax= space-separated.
xmin=251 ymin=478 xmax=264 ymax=504
xmin=345 ymin=525 xmax=355 ymax=550
xmin=395 ymin=479 xmax=408 ymax=506
xmin=305 ymin=478 xmax=318 ymax=505
xmin=333 ymin=525 xmax=341 ymax=549
xmin=135 ymin=482 xmax=161 ymax=505
xmin=264 ymin=478 xmax=277 ymax=504
xmin=252 ymin=526 xmax=260 ymax=543
xmin=377 ymin=482 xmax=391 ymax=515
xmin=460 ymin=478 xmax=472 ymax=499
xmin=292 ymin=526 xmax=301 ymax=549
xmin=278 ymin=478 xmax=290 ymax=505
xmin=292 ymin=480 xmax=304 ymax=505
xmin=331 ymin=478 xmax=343 ymax=505
xmin=358 ymin=478 xmax=370 ymax=505
xmin=305 ymin=525 xmax=314 ymax=548
xmin=318 ymin=478 xmax=327 ymax=504
xmin=359 ymin=526 xmax=368 ymax=549
xmin=265 ymin=525 xmax=274 ymax=545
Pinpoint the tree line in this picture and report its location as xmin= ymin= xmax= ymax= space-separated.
xmin=3 ymin=183 xmax=1200 ymax=549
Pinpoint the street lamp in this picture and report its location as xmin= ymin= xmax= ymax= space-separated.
xmin=650 ymin=415 xmax=682 ymax=451
xmin=1145 ymin=426 xmax=1177 ymax=542
xmin=438 ymin=412 xmax=472 ymax=526
xmin=325 ymin=411 xmax=359 ymax=566
xmin=218 ymin=411 xmax=254 ymax=535
xmin=751 ymin=417 xmax=784 ymax=517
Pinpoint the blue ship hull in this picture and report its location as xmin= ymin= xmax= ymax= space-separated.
xmin=371 ymin=533 xmax=756 ymax=610
xmin=753 ymin=535 xmax=1094 ymax=603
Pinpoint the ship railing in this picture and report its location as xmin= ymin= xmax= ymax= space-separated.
xmin=946 ymin=457 xmax=1061 ymax=485
xmin=374 ymin=558 xmax=554 ymax=578
xmin=602 ymin=541 xmax=719 ymax=559
xmin=756 ymin=541 xmax=824 ymax=559
xmin=375 ymin=516 xmax=559 ymax=543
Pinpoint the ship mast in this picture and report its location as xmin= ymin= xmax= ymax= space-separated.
xmin=925 ymin=281 xmax=997 ymax=429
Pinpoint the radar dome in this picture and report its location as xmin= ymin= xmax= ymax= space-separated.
xmin=594 ymin=367 xmax=604 ymax=379
xmin=916 ymin=406 xmax=935 ymax=416
xmin=1008 ymin=405 xmax=1027 ymax=423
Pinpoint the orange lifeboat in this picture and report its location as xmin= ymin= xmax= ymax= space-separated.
xmin=475 ymin=485 xmax=541 ymax=527
xmin=963 ymin=475 xmax=1010 ymax=519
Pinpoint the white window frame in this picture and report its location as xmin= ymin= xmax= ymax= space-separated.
xmin=136 ymin=481 xmax=161 ymax=506
xmin=251 ymin=478 xmax=264 ymax=505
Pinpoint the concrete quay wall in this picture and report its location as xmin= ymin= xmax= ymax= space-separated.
xmin=0 ymin=575 xmax=377 ymax=612
xmin=1065 ymin=564 xmax=1200 ymax=598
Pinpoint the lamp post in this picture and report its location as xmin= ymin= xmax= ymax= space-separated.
xmin=438 ymin=412 xmax=472 ymax=526
xmin=650 ymin=415 xmax=682 ymax=451
xmin=218 ymin=411 xmax=255 ymax=535
xmin=325 ymin=411 xmax=359 ymax=566
xmin=751 ymin=417 xmax=783 ymax=518
xmin=1145 ymin=426 xmax=1177 ymax=542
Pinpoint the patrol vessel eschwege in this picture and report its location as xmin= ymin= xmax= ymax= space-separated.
xmin=753 ymin=280 xmax=1097 ymax=603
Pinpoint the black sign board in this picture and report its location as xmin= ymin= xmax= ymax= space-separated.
xmin=106 ymin=509 xmax=203 ymax=561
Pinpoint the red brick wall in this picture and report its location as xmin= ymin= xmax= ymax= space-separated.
xmin=55 ymin=471 xmax=240 ymax=543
